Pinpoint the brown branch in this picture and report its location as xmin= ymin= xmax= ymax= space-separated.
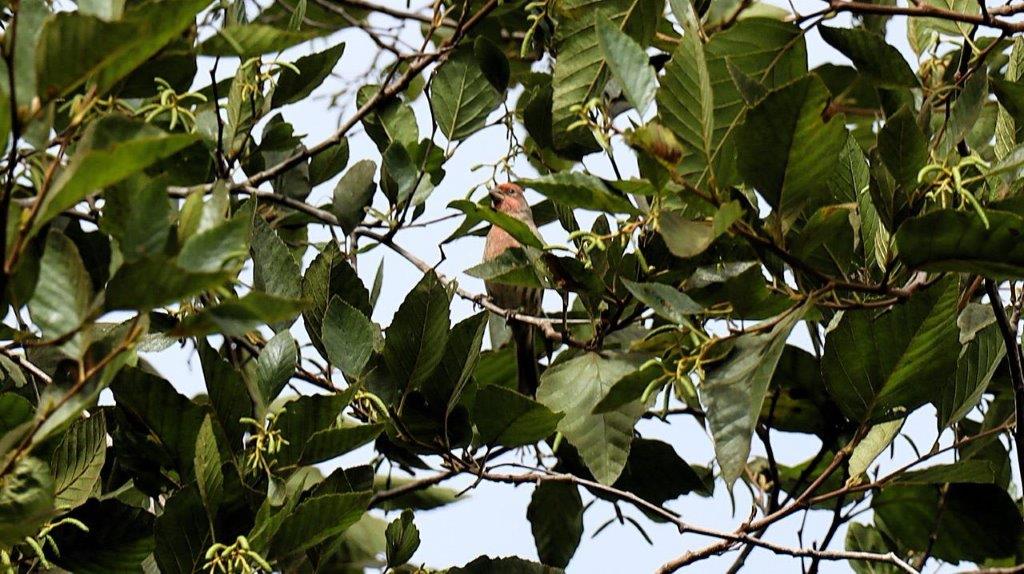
xmin=983 ymin=279 xmax=1024 ymax=488
xmin=827 ymin=0 xmax=1024 ymax=33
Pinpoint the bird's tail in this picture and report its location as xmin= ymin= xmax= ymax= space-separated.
xmin=512 ymin=323 xmax=540 ymax=396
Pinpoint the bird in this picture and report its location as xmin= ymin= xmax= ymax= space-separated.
xmin=483 ymin=182 xmax=543 ymax=396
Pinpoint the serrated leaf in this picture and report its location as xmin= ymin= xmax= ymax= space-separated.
xmin=474 ymin=385 xmax=563 ymax=447
xmin=737 ymin=75 xmax=847 ymax=222
xmin=596 ymin=16 xmax=656 ymax=115
xmin=50 ymin=413 xmax=105 ymax=510
xmin=35 ymin=0 xmax=209 ymax=102
xmin=0 ymin=457 xmax=54 ymax=547
xmin=521 ymin=173 xmax=638 ymax=214
xmin=823 ymin=278 xmax=960 ymax=423
xmin=254 ymin=330 xmax=297 ymax=412
xmin=32 ymin=116 xmax=196 ymax=239
xmin=537 ymin=353 xmax=644 ymax=484
xmin=382 ymin=272 xmax=451 ymax=401
xmin=270 ymin=492 xmax=370 ymax=558
xmin=702 ymin=306 xmax=805 ymax=486
xmin=28 ymin=230 xmax=92 ymax=355
xmin=202 ymin=24 xmax=320 ymax=57
xmin=819 ymin=26 xmax=919 ymax=89
xmin=431 ymin=48 xmax=501 ymax=140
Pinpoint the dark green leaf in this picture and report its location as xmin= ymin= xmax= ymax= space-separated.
xmin=823 ymin=278 xmax=960 ymax=422
xmin=737 ymin=75 xmax=847 ymax=222
xmin=272 ymin=42 xmax=346 ymax=107
xmin=332 ymin=159 xmax=377 ymax=235
xmin=431 ymin=48 xmax=501 ymax=140
xmin=527 ymin=481 xmax=583 ymax=568
xmin=385 ymin=509 xmax=420 ymax=568
xmin=474 ymin=385 xmax=563 ymax=447
xmin=537 ymin=353 xmax=644 ymax=484
xmin=596 ymin=16 xmax=656 ymax=114
xmin=702 ymin=306 xmax=805 ymax=486
xmin=819 ymin=26 xmax=919 ymax=88
xmin=521 ymin=173 xmax=638 ymax=214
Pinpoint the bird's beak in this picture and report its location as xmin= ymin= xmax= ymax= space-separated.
xmin=488 ymin=187 xmax=503 ymax=203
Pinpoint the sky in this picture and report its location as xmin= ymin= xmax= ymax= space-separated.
xmin=133 ymin=1 xmax=1009 ymax=572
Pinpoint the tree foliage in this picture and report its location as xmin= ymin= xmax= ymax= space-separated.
xmin=0 ymin=0 xmax=1022 ymax=572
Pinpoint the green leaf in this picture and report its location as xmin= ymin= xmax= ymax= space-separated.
xmin=272 ymin=42 xmax=346 ymax=107
xmin=613 ymin=438 xmax=711 ymax=503
xmin=299 ymin=423 xmax=383 ymax=465
xmin=819 ymin=26 xmax=918 ymax=89
xmin=254 ymin=330 xmax=296 ymax=412
xmin=537 ymin=353 xmax=644 ymax=484
xmin=104 ymin=257 xmax=231 ymax=311
xmin=50 ymin=500 xmax=155 ymax=574
xmin=596 ymin=16 xmax=656 ymax=115
xmin=849 ymin=418 xmax=904 ymax=478
xmin=28 ymin=230 xmax=92 ymax=352
xmin=431 ymin=48 xmax=501 ymax=141
xmin=550 ymin=0 xmax=661 ymax=154
xmin=197 ymin=341 xmax=252 ymax=451
xmin=449 ymin=199 xmax=544 ymax=249
xmin=201 ymin=24 xmax=321 ymax=57
xmin=845 ymin=523 xmax=902 ymax=574
xmin=332 ymin=159 xmax=377 ymax=235
xmin=621 ymin=278 xmax=702 ymax=324
xmin=474 ymin=36 xmax=510 ymax=93
xmin=50 ymin=413 xmax=106 ymax=510
xmin=302 ymin=243 xmax=371 ymax=360
xmin=665 ymin=17 xmax=807 ymax=185
xmin=174 ymin=292 xmax=306 ymax=337
xmin=701 ymin=306 xmax=805 ymax=486
xmin=382 ymin=272 xmax=451 ymax=399
xmin=877 ymin=106 xmax=929 ymax=191
xmin=33 ymin=117 xmax=197 ymax=236
xmin=193 ymin=415 xmax=223 ymax=517
xmin=111 ymin=366 xmax=206 ymax=474
xmin=323 ymin=296 xmax=375 ymax=377
xmin=153 ymin=487 xmax=211 ymax=574
xmin=35 ymin=0 xmax=210 ymax=102
xmin=425 ymin=312 xmax=488 ymax=413
xmin=895 ymin=209 xmax=1024 ymax=279
xmin=527 ymin=481 xmax=583 ymax=568
xmin=521 ymin=173 xmax=638 ymax=214
xmin=823 ymin=278 xmax=960 ymax=423
xmin=385 ymin=510 xmax=420 ymax=568
xmin=659 ymin=0 xmax=714 ymax=174
xmin=465 ymin=247 xmax=546 ymax=289
xmin=473 ymin=385 xmax=563 ymax=447
xmin=310 ymin=138 xmax=350 ymax=187
xmin=873 ymin=484 xmax=1022 ymax=563
xmin=274 ymin=393 xmax=352 ymax=465
xmin=893 ymin=460 xmax=1001 ymax=486
xmin=937 ymin=310 xmax=1004 ymax=429
xmin=737 ymin=75 xmax=847 ymax=222
xmin=270 ymin=492 xmax=370 ymax=558
xmin=0 ymin=457 xmax=54 ymax=547
xmin=101 ymin=177 xmax=173 ymax=263
xmin=657 ymin=202 xmax=742 ymax=258
xmin=251 ymin=216 xmax=302 ymax=308
xmin=450 ymin=556 xmax=564 ymax=573
xmin=177 ymin=214 xmax=249 ymax=273
xmin=592 ymin=363 xmax=662 ymax=414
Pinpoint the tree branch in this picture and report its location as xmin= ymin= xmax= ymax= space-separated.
xmin=983 ymin=279 xmax=1024 ymax=488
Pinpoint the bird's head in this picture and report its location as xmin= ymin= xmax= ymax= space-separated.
xmin=489 ymin=183 xmax=531 ymax=217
